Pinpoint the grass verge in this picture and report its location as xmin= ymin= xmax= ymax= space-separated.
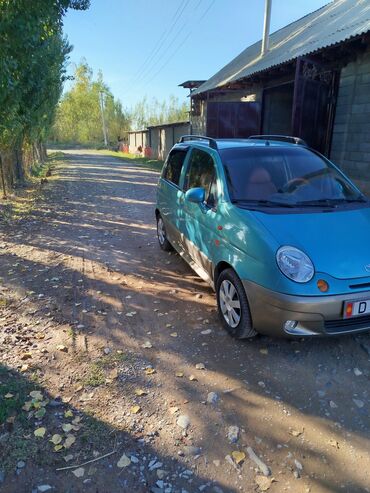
xmin=0 ymin=152 xmax=65 ymax=223
xmin=97 ymin=150 xmax=164 ymax=172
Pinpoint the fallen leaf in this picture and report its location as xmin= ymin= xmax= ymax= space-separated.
xmin=189 ymin=375 xmax=197 ymax=381
xmin=195 ymin=363 xmax=205 ymax=370
xmin=72 ymin=467 xmax=85 ymax=478
xmin=30 ymin=390 xmax=43 ymax=401
xmin=135 ymin=389 xmax=147 ymax=396
xmin=22 ymin=401 xmax=32 ymax=412
xmin=64 ymin=435 xmax=76 ymax=448
xmin=56 ymin=345 xmax=68 ymax=353
xmin=289 ymin=428 xmax=303 ymax=437
xmin=64 ymin=454 xmax=74 ymax=462
xmin=62 ymin=423 xmax=73 ymax=433
xmin=4 ymin=393 xmax=14 ymax=399
xmin=64 ymin=410 xmax=73 ymax=418
xmin=54 ymin=444 xmax=64 ymax=452
xmin=145 ymin=368 xmax=156 ymax=375
xmin=255 ymin=475 xmax=272 ymax=491
xmin=141 ymin=341 xmax=153 ymax=349
xmin=260 ymin=349 xmax=268 ymax=355
xmin=170 ymin=332 xmax=178 ymax=337
xmin=34 ymin=427 xmax=46 ymax=438
xmin=130 ymin=405 xmax=141 ymax=414
xmin=50 ymin=434 xmax=63 ymax=445
xmin=175 ymin=371 xmax=184 ymax=378
xmin=35 ymin=408 xmax=46 ymax=419
xmin=117 ymin=454 xmax=131 ymax=468
xmin=20 ymin=364 xmax=29 ymax=372
xmin=232 ymin=450 xmax=246 ymax=464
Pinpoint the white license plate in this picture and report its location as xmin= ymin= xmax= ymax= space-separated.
xmin=343 ymin=298 xmax=370 ymax=318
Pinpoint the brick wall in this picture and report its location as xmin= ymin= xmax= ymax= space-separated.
xmin=331 ymin=46 xmax=370 ymax=195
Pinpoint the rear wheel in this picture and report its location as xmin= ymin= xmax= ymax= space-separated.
xmin=156 ymin=214 xmax=173 ymax=251
xmin=216 ymin=269 xmax=257 ymax=339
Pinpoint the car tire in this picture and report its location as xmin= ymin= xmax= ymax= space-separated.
xmin=216 ymin=268 xmax=257 ymax=339
xmin=156 ymin=214 xmax=173 ymax=252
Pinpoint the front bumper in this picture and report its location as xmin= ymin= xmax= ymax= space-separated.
xmin=242 ymin=280 xmax=370 ymax=337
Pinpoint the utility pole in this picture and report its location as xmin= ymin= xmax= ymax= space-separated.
xmin=0 ymin=154 xmax=7 ymax=199
xmin=99 ymin=91 xmax=108 ymax=148
xmin=261 ymin=0 xmax=272 ymax=57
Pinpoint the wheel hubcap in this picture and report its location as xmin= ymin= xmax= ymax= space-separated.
xmin=219 ymin=280 xmax=241 ymax=328
xmin=157 ymin=218 xmax=165 ymax=245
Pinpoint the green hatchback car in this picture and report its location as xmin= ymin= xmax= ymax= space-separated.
xmin=155 ymin=135 xmax=370 ymax=338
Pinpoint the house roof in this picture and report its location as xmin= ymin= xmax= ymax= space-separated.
xmin=178 ymin=80 xmax=207 ymax=89
xmin=192 ymin=0 xmax=370 ymax=96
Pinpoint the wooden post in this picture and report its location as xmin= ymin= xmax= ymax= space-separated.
xmin=0 ymin=154 xmax=7 ymax=199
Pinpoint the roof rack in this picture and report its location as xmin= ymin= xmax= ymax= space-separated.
xmin=248 ymin=135 xmax=307 ymax=146
xmin=178 ymin=135 xmax=218 ymax=149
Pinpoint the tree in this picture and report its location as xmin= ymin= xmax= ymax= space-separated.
xmin=130 ymin=95 xmax=189 ymax=130
xmin=50 ymin=61 xmax=130 ymax=145
xmin=0 ymin=0 xmax=90 ymax=188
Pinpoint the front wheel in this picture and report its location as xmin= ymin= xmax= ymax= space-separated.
xmin=216 ymin=269 xmax=257 ymax=339
xmin=156 ymin=214 xmax=173 ymax=251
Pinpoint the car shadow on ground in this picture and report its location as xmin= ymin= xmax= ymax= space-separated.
xmin=0 ymin=151 xmax=369 ymax=492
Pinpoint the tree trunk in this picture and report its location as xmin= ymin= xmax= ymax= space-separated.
xmin=0 ymin=154 xmax=7 ymax=199
xmin=15 ymin=145 xmax=25 ymax=183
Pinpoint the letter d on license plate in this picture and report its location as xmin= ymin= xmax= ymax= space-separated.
xmin=344 ymin=298 xmax=370 ymax=318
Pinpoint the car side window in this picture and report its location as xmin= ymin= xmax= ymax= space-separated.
xmin=185 ymin=148 xmax=218 ymax=208
xmin=163 ymin=149 xmax=187 ymax=187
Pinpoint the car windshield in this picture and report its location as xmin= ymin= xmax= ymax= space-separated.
xmin=220 ymin=146 xmax=366 ymax=207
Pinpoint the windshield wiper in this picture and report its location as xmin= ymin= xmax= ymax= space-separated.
xmin=231 ymin=199 xmax=295 ymax=208
xmin=297 ymin=196 xmax=368 ymax=206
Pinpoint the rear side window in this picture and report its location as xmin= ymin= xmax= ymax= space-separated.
xmin=185 ymin=148 xmax=218 ymax=208
xmin=163 ymin=149 xmax=187 ymax=186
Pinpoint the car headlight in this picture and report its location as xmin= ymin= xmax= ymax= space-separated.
xmin=276 ymin=246 xmax=314 ymax=283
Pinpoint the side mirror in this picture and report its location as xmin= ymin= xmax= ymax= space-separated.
xmin=185 ymin=187 xmax=205 ymax=204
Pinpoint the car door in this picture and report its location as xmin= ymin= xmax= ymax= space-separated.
xmin=157 ymin=147 xmax=189 ymax=249
xmin=181 ymin=147 xmax=220 ymax=279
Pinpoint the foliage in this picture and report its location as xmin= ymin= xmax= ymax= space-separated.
xmin=130 ymin=95 xmax=189 ymax=130
xmin=0 ymin=0 xmax=90 ymax=186
xmin=50 ymin=61 xmax=130 ymax=145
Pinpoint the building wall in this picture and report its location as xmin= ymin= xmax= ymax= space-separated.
xmin=191 ymin=87 xmax=263 ymax=136
xmin=331 ymin=46 xmax=370 ymax=194
xmin=149 ymin=122 xmax=190 ymax=160
xmin=128 ymin=131 xmax=148 ymax=154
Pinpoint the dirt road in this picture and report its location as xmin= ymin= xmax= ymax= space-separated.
xmin=0 ymin=150 xmax=369 ymax=493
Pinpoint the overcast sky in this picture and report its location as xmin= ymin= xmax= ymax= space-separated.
xmin=63 ymin=0 xmax=329 ymax=109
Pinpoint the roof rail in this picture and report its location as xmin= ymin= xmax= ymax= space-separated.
xmin=178 ymin=135 xmax=218 ymax=149
xmin=248 ymin=135 xmax=307 ymax=146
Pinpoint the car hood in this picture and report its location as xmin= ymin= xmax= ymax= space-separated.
xmin=250 ymin=206 xmax=370 ymax=280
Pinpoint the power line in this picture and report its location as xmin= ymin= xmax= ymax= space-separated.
xmin=138 ymin=0 xmax=215 ymax=92
xmin=123 ymin=0 xmax=192 ymax=93
xmin=125 ymin=0 xmax=207 ymax=99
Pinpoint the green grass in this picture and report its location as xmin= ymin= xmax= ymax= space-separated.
xmin=0 ymin=365 xmax=42 ymax=470
xmin=97 ymin=149 xmax=164 ymax=172
xmin=95 ymin=351 xmax=127 ymax=369
xmin=83 ymin=352 xmax=127 ymax=387
xmin=0 ymin=366 xmax=34 ymax=425
xmin=83 ymin=363 xmax=106 ymax=387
